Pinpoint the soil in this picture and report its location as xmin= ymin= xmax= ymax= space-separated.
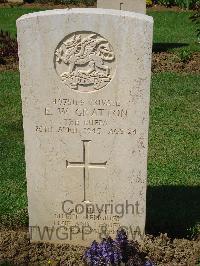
xmin=0 ymin=57 xmax=18 ymax=72
xmin=0 ymin=2 xmax=196 ymax=11
xmin=0 ymin=2 xmax=96 ymax=8
xmin=0 ymin=5 xmax=199 ymax=264
xmin=152 ymin=52 xmax=200 ymax=74
xmin=1 ymin=52 xmax=200 ymax=74
xmin=0 ymin=229 xmax=199 ymax=265
xmin=1 ymin=1 xmax=200 ymax=74
xmin=142 ymin=234 xmax=200 ymax=266
xmin=147 ymin=4 xmax=191 ymax=12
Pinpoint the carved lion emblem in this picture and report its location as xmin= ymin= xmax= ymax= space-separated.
xmin=54 ymin=32 xmax=116 ymax=93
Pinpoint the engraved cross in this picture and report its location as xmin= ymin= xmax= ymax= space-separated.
xmin=66 ymin=140 xmax=107 ymax=203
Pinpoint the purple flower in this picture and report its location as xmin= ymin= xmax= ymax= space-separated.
xmin=115 ymin=228 xmax=128 ymax=247
xmin=84 ymin=237 xmax=122 ymax=265
xmin=84 ymin=229 xmax=149 ymax=265
xmin=144 ymin=260 xmax=155 ymax=266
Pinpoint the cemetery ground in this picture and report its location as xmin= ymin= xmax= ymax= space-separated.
xmin=0 ymin=4 xmax=200 ymax=266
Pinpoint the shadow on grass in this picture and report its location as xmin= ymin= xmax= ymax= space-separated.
xmin=146 ymin=186 xmax=200 ymax=238
xmin=153 ymin=42 xmax=189 ymax=52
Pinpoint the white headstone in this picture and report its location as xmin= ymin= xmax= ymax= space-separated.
xmin=97 ymin=0 xmax=146 ymax=14
xmin=8 ymin=0 xmax=23 ymax=3
xmin=17 ymin=8 xmax=153 ymax=246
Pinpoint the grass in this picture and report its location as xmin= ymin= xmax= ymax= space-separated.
xmin=149 ymin=72 xmax=199 ymax=187
xmin=0 ymin=71 xmax=199 ymax=236
xmin=0 ymin=6 xmax=199 ymax=237
xmin=0 ymin=7 xmax=44 ymax=37
xmin=147 ymin=72 xmax=200 ymax=237
xmin=148 ymin=11 xmax=200 ymax=53
xmin=0 ymin=71 xmax=27 ymax=226
xmin=0 ymin=6 xmax=199 ymax=52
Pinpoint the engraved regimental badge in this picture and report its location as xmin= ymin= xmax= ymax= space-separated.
xmin=54 ymin=31 xmax=116 ymax=93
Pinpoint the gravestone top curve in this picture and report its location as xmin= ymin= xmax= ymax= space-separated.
xmin=17 ymin=8 xmax=152 ymax=23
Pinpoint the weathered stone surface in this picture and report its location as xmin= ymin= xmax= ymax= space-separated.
xmin=17 ymin=8 xmax=153 ymax=246
xmin=97 ymin=0 xmax=146 ymax=14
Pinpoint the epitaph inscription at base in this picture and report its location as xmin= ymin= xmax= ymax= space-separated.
xmin=17 ymin=9 xmax=153 ymax=246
